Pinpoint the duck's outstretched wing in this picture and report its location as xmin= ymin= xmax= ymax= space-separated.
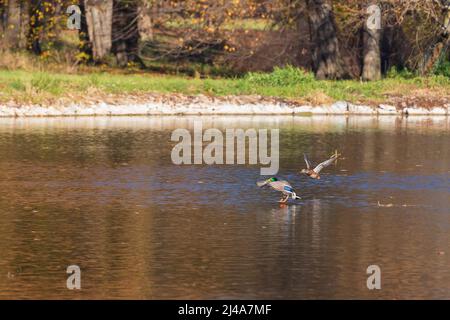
xmin=304 ymin=153 xmax=312 ymax=169
xmin=257 ymin=180 xmax=268 ymax=187
xmin=313 ymin=154 xmax=339 ymax=173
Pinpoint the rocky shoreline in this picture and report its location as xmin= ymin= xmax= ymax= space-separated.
xmin=0 ymin=94 xmax=449 ymax=117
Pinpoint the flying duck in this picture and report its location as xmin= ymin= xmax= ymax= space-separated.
xmin=301 ymin=151 xmax=340 ymax=180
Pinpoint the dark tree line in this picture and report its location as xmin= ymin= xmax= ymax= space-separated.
xmin=1 ymin=0 xmax=449 ymax=79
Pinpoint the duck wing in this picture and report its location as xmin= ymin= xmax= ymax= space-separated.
xmin=304 ymin=153 xmax=312 ymax=169
xmin=270 ymin=180 xmax=291 ymax=193
xmin=256 ymin=180 xmax=267 ymax=187
xmin=313 ymin=154 xmax=338 ymax=173
xmin=282 ymin=184 xmax=295 ymax=194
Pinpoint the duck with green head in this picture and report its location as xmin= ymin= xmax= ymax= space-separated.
xmin=257 ymin=177 xmax=301 ymax=203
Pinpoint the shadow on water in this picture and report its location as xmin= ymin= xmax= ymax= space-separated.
xmin=0 ymin=115 xmax=449 ymax=299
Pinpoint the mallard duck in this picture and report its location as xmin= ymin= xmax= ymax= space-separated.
xmin=257 ymin=177 xmax=301 ymax=203
xmin=301 ymin=151 xmax=340 ymax=180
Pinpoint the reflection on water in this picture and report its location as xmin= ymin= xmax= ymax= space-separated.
xmin=0 ymin=115 xmax=449 ymax=299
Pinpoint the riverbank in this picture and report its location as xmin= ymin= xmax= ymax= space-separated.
xmin=0 ymin=96 xmax=449 ymax=117
xmin=0 ymin=68 xmax=449 ymax=116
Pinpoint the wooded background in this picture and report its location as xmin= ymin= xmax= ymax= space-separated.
xmin=1 ymin=0 xmax=449 ymax=79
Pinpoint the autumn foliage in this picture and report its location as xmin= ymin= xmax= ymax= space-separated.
xmin=0 ymin=0 xmax=449 ymax=79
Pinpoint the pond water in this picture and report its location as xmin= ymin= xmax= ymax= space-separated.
xmin=0 ymin=115 xmax=449 ymax=299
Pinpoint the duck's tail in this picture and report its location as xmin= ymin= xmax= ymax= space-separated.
xmin=292 ymin=192 xmax=302 ymax=200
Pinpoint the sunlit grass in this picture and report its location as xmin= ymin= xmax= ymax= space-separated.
xmin=0 ymin=67 xmax=448 ymax=106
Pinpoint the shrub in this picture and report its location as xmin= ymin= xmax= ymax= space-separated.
xmin=434 ymin=59 xmax=450 ymax=78
xmin=386 ymin=66 xmax=416 ymax=79
xmin=244 ymin=65 xmax=315 ymax=86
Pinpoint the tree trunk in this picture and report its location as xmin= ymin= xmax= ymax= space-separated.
xmin=421 ymin=39 xmax=450 ymax=75
xmin=78 ymin=1 xmax=93 ymax=62
xmin=5 ymin=0 xmax=21 ymax=48
xmin=84 ymin=0 xmax=113 ymax=61
xmin=362 ymin=1 xmax=382 ymax=81
xmin=112 ymin=0 xmax=142 ymax=67
xmin=306 ymin=0 xmax=348 ymax=80
xmin=1 ymin=1 xmax=27 ymax=48
xmin=420 ymin=4 xmax=450 ymax=75
xmin=0 ymin=2 xmax=5 ymax=39
xmin=138 ymin=0 xmax=153 ymax=41
xmin=18 ymin=0 xmax=29 ymax=49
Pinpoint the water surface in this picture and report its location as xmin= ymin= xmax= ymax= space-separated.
xmin=0 ymin=116 xmax=449 ymax=299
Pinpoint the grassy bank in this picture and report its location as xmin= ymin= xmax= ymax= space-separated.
xmin=0 ymin=66 xmax=449 ymax=107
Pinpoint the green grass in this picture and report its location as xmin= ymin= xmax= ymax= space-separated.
xmin=0 ymin=66 xmax=449 ymax=106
